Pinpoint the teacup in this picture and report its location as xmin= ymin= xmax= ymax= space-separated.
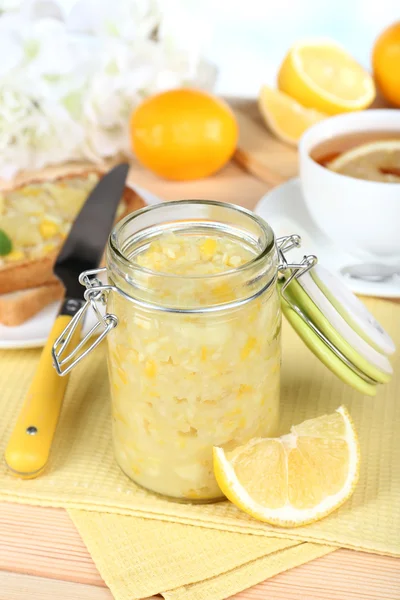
xmin=299 ymin=109 xmax=400 ymax=262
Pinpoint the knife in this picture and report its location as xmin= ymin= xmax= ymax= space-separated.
xmin=4 ymin=163 xmax=130 ymax=479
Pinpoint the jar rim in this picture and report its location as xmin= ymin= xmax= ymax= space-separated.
xmin=109 ymin=199 xmax=276 ymax=281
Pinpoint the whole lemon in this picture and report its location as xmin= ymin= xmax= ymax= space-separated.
xmin=372 ymin=22 xmax=400 ymax=107
xmin=130 ymin=88 xmax=238 ymax=181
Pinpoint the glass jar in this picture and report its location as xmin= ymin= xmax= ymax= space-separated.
xmin=57 ymin=201 xmax=284 ymax=502
xmin=54 ymin=198 xmax=393 ymax=497
xmin=105 ymin=201 xmax=281 ymax=501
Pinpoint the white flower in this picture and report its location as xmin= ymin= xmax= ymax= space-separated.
xmin=0 ymin=30 xmax=23 ymax=77
xmin=0 ymin=85 xmax=85 ymax=176
xmin=66 ymin=0 xmax=160 ymax=40
xmin=0 ymin=0 xmax=24 ymax=12
xmin=0 ymin=0 xmax=217 ymax=179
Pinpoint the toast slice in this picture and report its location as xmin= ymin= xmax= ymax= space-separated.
xmin=0 ymin=169 xmax=143 ymax=295
xmin=0 ymin=281 xmax=65 ymax=327
xmin=0 ymin=169 xmax=146 ymax=326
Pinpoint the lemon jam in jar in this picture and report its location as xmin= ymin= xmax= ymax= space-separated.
xmin=106 ymin=201 xmax=281 ymax=501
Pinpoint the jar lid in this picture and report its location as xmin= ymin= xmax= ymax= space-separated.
xmin=310 ymin=265 xmax=396 ymax=355
xmin=279 ymin=255 xmax=395 ymax=397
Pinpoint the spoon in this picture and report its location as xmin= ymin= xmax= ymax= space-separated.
xmin=341 ymin=263 xmax=400 ymax=283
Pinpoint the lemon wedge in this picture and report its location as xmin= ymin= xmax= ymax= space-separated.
xmin=258 ymin=85 xmax=326 ymax=145
xmin=213 ymin=406 xmax=360 ymax=527
xmin=278 ymin=39 xmax=376 ymax=115
xmin=327 ymin=140 xmax=400 ymax=183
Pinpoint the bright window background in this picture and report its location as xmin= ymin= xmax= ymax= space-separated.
xmin=190 ymin=0 xmax=400 ymax=96
xmin=56 ymin=0 xmax=400 ymax=97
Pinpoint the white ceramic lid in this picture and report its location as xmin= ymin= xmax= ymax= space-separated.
xmin=298 ymin=269 xmax=393 ymax=376
xmin=280 ymin=258 xmax=396 ymax=393
xmin=310 ymin=264 xmax=396 ymax=356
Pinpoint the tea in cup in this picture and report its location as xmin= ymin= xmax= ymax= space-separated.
xmin=299 ymin=110 xmax=400 ymax=260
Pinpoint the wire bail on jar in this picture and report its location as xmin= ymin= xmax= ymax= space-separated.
xmin=52 ymin=270 xmax=118 ymax=376
xmin=276 ymin=234 xmax=318 ymax=301
xmin=52 ymin=234 xmax=317 ymax=376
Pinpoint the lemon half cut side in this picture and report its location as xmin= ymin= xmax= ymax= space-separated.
xmin=278 ymin=39 xmax=375 ymax=115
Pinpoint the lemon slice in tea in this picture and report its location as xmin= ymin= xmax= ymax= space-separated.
xmin=327 ymin=140 xmax=400 ymax=182
xmin=214 ymin=406 xmax=360 ymax=527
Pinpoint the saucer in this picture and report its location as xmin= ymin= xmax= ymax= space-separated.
xmin=255 ymin=178 xmax=400 ymax=299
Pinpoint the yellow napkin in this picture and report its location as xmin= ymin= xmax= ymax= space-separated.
xmin=0 ymin=298 xmax=399 ymax=557
xmin=69 ymin=509 xmax=334 ymax=600
xmin=163 ymin=543 xmax=332 ymax=600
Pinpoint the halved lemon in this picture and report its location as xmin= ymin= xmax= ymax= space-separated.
xmin=258 ymin=85 xmax=326 ymax=145
xmin=327 ymin=140 xmax=400 ymax=182
xmin=213 ymin=406 xmax=360 ymax=527
xmin=278 ymin=39 xmax=376 ymax=115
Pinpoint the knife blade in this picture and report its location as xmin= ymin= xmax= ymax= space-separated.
xmin=5 ymin=163 xmax=130 ymax=479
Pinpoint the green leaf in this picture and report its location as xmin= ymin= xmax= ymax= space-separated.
xmin=0 ymin=229 xmax=12 ymax=256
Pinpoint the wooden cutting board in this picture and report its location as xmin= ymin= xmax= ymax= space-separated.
xmin=231 ymin=94 xmax=394 ymax=188
xmin=232 ymin=100 xmax=298 ymax=186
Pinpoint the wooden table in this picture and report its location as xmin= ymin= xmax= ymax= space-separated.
xmin=1 ymin=104 xmax=400 ymax=600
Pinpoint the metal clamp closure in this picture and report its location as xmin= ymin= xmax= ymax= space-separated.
xmin=276 ymin=234 xmax=318 ymax=302
xmin=52 ymin=268 xmax=118 ymax=376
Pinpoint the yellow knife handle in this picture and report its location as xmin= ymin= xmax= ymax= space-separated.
xmin=5 ymin=314 xmax=82 ymax=479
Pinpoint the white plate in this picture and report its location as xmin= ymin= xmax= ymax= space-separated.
xmin=0 ymin=183 xmax=160 ymax=350
xmin=0 ymin=302 xmax=99 ymax=349
xmin=255 ymin=178 xmax=400 ymax=299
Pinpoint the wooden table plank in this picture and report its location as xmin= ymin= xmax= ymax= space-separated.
xmin=0 ymin=571 xmax=114 ymax=600
xmin=253 ymin=551 xmax=400 ymax=600
xmin=1 ymin=504 xmax=399 ymax=600
xmin=0 ymin=504 xmax=103 ymax=587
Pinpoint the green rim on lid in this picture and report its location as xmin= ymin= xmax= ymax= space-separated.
xmin=298 ymin=269 xmax=392 ymax=378
xmin=285 ymin=278 xmax=391 ymax=385
xmin=281 ymin=295 xmax=376 ymax=397
xmin=274 ymin=234 xmax=395 ymax=395
xmin=310 ymin=265 xmax=395 ymax=356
